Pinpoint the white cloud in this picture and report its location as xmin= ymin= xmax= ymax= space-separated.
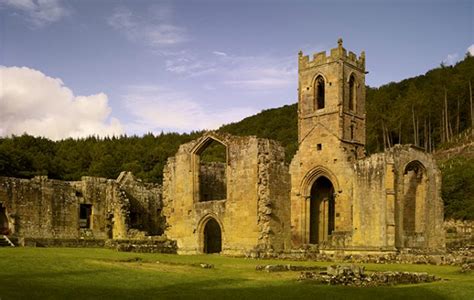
xmin=0 ymin=0 xmax=69 ymax=27
xmin=222 ymin=55 xmax=296 ymax=90
xmin=443 ymin=53 xmax=459 ymax=66
xmin=107 ymin=6 xmax=188 ymax=49
xmin=122 ymin=85 xmax=256 ymax=133
xmin=165 ymin=56 xmax=216 ymax=77
xmin=468 ymin=44 xmax=474 ymax=56
xmin=165 ymin=52 xmax=296 ymax=90
xmin=212 ymin=51 xmax=228 ymax=57
xmin=0 ymin=66 xmax=124 ymax=140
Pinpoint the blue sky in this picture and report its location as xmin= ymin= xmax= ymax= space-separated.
xmin=0 ymin=0 xmax=473 ymax=139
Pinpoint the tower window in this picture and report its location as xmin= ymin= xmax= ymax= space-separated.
xmin=349 ymin=74 xmax=356 ymax=111
xmin=315 ymin=76 xmax=325 ymax=110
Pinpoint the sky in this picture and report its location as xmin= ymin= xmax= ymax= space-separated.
xmin=0 ymin=0 xmax=473 ymax=140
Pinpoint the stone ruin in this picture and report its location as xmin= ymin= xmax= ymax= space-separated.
xmin=298 ymin=264 xmax=441 ymax=287
xmin=0 ymin=172 xmax=169 ymax=251
xmin=0 ymin=40 xmax=450 ymax=258
xmin=161 ymin=39 xmax=445 ymax=256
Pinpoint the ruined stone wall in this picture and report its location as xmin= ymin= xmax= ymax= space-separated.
xmin=257 ymin=139 xmax=291 ymax=252
xmin=353 ymin=154 xmax=394 ymax=250
xmin=117 ymin=172 xmax=164 ymax=236
xmin=445 ymin=219 xmax=474 ymax=249
xmin=0 ymin=173 xmax=165 ymax=244
xmin=0 ymin=176 xmax=119 ymax=240
xmin=352 ymin=145 xmax=445 ymax=252
xmin=163 ymin=132 xmax=290 ymax=255
xmin=389 ymin=145 xmax=445 ymax=250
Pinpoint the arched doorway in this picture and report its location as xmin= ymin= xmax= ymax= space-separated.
xmin=0 ymin=205 xmax=9 ymax=235
xmin=309 ymin=176 xmax=335 ymax=244
xmin=203 ymin=218 xmax=222 ymax=254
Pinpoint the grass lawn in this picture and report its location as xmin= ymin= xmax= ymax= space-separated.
xmin=0 ymin=248 xmax=473 ymax=299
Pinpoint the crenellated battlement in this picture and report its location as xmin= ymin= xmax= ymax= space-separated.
xmin=298 ymin=38 xmax=365 ymax=71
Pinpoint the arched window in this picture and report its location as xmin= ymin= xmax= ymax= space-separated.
xmin=315 ymin=76 xmax=325 ymax=110
xmin=194 ymin=137 xmax=227 ymax=202
xmin=403 ymin=161 xmax=426 ymax=236
xmin=348 ymin=74 xmax=356 ymax=111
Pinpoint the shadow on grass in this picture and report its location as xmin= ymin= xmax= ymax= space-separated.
xmin=0 ymin=274 xmax=451 ymax=300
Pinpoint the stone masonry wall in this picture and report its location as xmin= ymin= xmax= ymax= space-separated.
xmin=256 ymin=139 xmax=291 ymax=253
xmin=117 ymin=172 xmax=164 ymax=236
xmin=0 ymin=172 xmax=165 ymax=244
xmin=353 ymin=153 xmax=392 ymax=250
xmin=163 ymin=132 xmax=290 ymax=255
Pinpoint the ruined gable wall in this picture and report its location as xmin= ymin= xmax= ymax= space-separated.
xmin=163 ymin=133 xmax=261 ymax=254
xmin=163 ymin=132 xmax=290 ymax=255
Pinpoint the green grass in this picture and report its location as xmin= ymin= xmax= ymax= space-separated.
xmin=0 ymin=248 xmax=473 ymax=299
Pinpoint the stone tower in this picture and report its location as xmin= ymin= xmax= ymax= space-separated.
xmin=297 ymin=38 xmax=366 ymax=160
xmin=290 ymin=39 xmax=367 ymax=247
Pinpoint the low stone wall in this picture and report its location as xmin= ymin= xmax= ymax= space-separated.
xmin=105 ymin=237 xmax=177 ymax=254
xmin=246 ymin=249 xmax=473 ymax=266
xmin=18 ymin=237 xmax=105 ymax=248
xmin=445 ymin=219 xmax=474 ymax=250
xmin=256 ymin=264 xmax=325 ymax=272
xmin=298 ymin=264 xmax=440 ymax=287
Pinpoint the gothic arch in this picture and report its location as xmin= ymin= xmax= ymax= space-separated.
xmin=401 ymin=160 xmax=428 ymax=247
xmin=313 ymin=74 xmax=326 ymax=110
xmin=300 ymin=166 xmax=340 ymax=198
xmin=348 ymin=73 xmax=357 ymax=111
xmin=191 ymin=134 xmax=229 ymax=159
xmin=191 ymin=134 xmax=229 ymax=202
xmin=197 ymin=214 xmax=224 ymax=254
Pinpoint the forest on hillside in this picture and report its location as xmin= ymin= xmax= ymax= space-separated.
xmin=0 ymin=56 xmax=473 ymax=219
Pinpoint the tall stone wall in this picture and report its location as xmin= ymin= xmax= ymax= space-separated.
xmin=353 ymin=153 xmax=393 ymax=251
xmin=163 ymin=132 xmax=290 ymax=255
xmin=353 ymin=145 xmax=445 ymax=252
xmin=257 ymin=139 xmax=291 ymax=252
xmin=389 ymin=145 xmax=445 ymax=250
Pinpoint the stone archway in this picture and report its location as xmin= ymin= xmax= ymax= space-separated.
xmin=309 ymin=176 xmax=335 ymax=244
xmin=203 ymin=218 xmax=222 ymax=254
xmin=0 ymin=205 xmax=9 ymax=235
xmin=401 ymin=160 xmax=427 ymax=248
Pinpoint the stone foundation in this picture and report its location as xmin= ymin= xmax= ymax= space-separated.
xmin=105 ymin=237 xmax=177 ymax=253
xmin=299 ymin=264 xmax=440 ymax=287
